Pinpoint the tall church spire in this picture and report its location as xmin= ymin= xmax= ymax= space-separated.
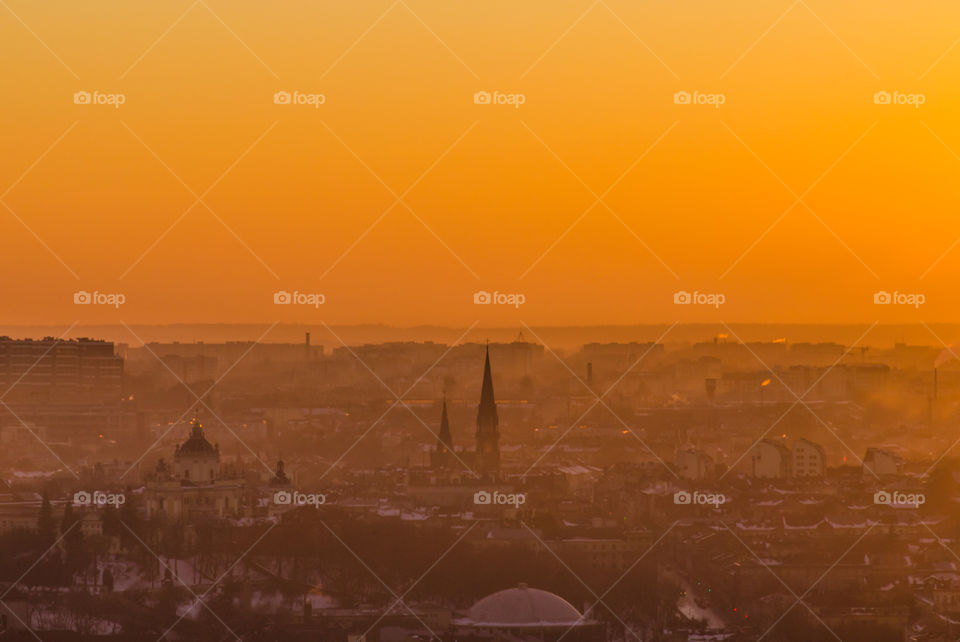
xmin=476 ymin=344 xmax=500 ymax=476
xmin=432 ymin=393 xmax=454 ymax=469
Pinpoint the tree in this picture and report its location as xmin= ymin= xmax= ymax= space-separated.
xmin=102 ymin=504 xmax=121 ymax=538
xmin=102 ymin=567 xmax=114 ymax=592
xmin=61 ymin=503 xmax=86 ymax=579
xmin=37 ymin=490 xmax=55 ymax=544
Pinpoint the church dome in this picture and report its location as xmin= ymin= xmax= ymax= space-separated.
xmin=467 ymin=583 xmax=584 ymax=627
xmin=175 ymin=417 xmax=217 ymax=457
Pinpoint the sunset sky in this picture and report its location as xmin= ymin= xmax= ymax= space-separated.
xmin=2 ymin=0 xmax=960 ymax=327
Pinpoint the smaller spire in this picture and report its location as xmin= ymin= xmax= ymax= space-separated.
xmin=433 ymin=394 xmax=454 ymax=469
xmin=189 ymin=415 xmax=204 ymax=439
xmin=438 ymin=394 xmax=453 ymax=451
xmin=274 ymin=459 xmax=290 ymax=484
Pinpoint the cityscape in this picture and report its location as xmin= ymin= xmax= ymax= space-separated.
xmin=4 ymin=0 xmax=960 ymax=640
xmin=0 ymin=330 xmax=959 ymax=640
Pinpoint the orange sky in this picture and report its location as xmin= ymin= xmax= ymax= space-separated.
xmin=2 ymin=0 xmax=960 ymax=328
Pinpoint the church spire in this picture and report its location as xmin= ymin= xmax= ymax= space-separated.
xmin=476 ymin=344 xmax=500 ymax=476
xmin=438 ymin=393 xmax=453 ymax=450
xmin=478 ymin=345 xmax=498 ymax=426
xmin=432 ymin=393 xmax=454 ymax=469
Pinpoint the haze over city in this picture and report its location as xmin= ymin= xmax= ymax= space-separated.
xmin=3 ymin=1 xmax=960 ymax=641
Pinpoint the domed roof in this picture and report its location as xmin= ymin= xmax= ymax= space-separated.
xmin=175 ymin=417 xmax=217 ymax=457
xmin=467 ymin=584 xmax=584 ymax=627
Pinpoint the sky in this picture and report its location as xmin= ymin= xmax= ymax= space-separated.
xmin=2 ymin=0 xmax=960 ymax=329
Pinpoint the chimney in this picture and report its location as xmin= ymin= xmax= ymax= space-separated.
xmin=305 ymin=331 xmax=311 ymax=360
xmin=930 ymin=367 xmax=938 ymax=428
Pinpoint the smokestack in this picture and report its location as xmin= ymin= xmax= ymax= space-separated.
xmin=934 ymin=367 xmax=938 ymax=400
xmin=305 ymin=331 xmax=311 ymax=360
xmin=586 ymin=362 xmax=593 ymax=387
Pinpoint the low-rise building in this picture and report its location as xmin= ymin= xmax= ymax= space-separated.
xmin=863 ymin=448 xmax=903 ymax=477
xmin=676 ymin=448 xmax=715 ymax=480
xmin=792 ymin=438 xmax=826 ymax=478
xmin=751 ymin=440 xmax=792 ymax=478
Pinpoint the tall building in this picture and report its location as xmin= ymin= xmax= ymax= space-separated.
xmin=476 ymin=345 xmax=500 ymax=477
xmin=432 ymin=394 xmax=454 ymax=469
xmin=0 ymin=337 xmax=122 ymax=403
xmin=0 ymin=337 xmax=131 ymax=442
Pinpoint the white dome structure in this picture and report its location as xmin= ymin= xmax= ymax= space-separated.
xmin=468 ymin=583 xmax=584 ymax=627
xmin=456 ymin=583 xmax=603 ymax=642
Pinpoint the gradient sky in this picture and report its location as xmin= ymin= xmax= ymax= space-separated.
xmin=2 ymin=0 xmax=960 ymax=328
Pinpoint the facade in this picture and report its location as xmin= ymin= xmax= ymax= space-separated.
xmin=0 ymin=337 xmax=130 ymax=442
xmin=751 ymin=440 xmax=792 ymax=478
xmin=933 ymin=581 xmax=960 ymax=615
xmin=676 ymin=448 xmax=715 ymax=480
xmin=144 ymin=418 xmax=243 ymax=523
xmin=0 ymin=492 xmax=45 ymax=534
xmin=863 ymin=448 xmax=904 ymax=477
xmin=792 ymin=438 xmax=826 ymax=478
xmin=0 ymin=337 xmax=122 ymax=403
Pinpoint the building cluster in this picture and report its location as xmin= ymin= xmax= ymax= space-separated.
xmin=1 ymin=334 xmax=959 ymax=639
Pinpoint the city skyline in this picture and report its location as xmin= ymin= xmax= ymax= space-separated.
xmin=4 ymin=2 xmax=960 ymax=640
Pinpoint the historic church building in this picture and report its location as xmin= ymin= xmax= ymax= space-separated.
xmin=144 ymin=416 xmax=244 ymax=523
xmin=432 ymin=345 xmax=501 ymax=479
